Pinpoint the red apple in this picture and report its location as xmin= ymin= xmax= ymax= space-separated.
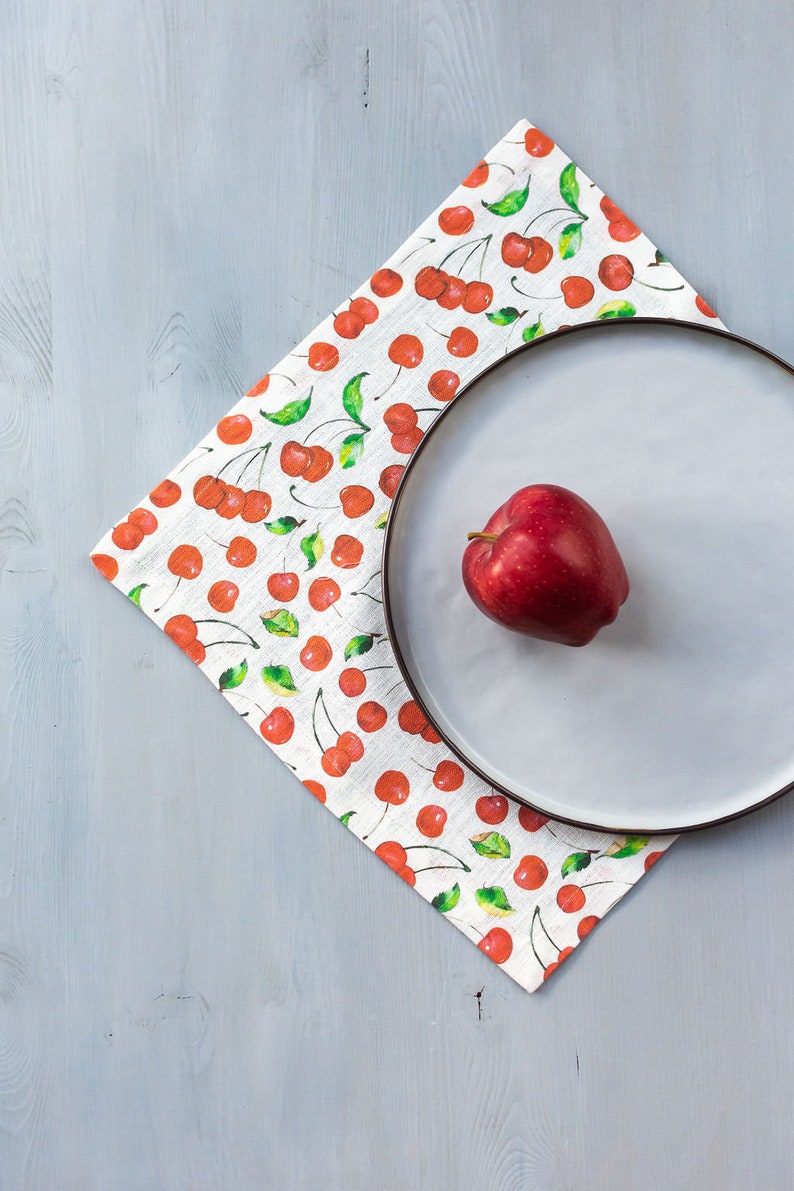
xmin=462 ymin=485 xmax=629 ymax=646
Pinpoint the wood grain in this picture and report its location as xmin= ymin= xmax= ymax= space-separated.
xmin=3 ymin=0 xmax=794 ymax=1186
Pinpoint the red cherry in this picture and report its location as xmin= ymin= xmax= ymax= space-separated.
xmin=416 ymin=804 xmax=447 ymax=838
xmin=560 ymin=277 xmax=595 ymax=309
xmin=421 ymin=724 xmax=442 ymax=744
xmin=388 ymin=334 xmax=424 ymax=369
xmin=391 ymin=428 xmax=423 ymax=455
xmin=577 ymin=915 xmax=600 ymax=939
xmin=557 ymin=884 xmax=586 ymax=913
xmin=695 ymin=295 xmax=717 ymax=319
xmin=644 ymin=850 xmax=664 ymax=871
xmin=91 ymin=553 xmax=118 ymax=581
xmin=164 ymin=614 xmax=198 ymax=647
xmin=598 ymin=254 xmax=634 ymax=290
xmin=501 ymin=232 xmax=531 ymax=268
xmin=462 ymin=280 xmax=493 ymax=313
xmin=478 ymin=927 xmax=513 ymax=964
xmin=300 ymin=634 xmax=332 ymax=671
xmin=544 ymin=946 xmax=575 ymax=980
xmin=331 ymin=534 xmax=363 ymax=569
xmin=523 ymin=237 xmax=553 ymax=274
xmin=301 ymin=445 xmax=334 ymax=483
xmin=349 ymin=296 xmax=379 ymax=325
xmin=111 ymin=521 xmax=144 ymax=551
xmin=357 ymin=700 xmax=387 ymax=732
xmin=433 ymin=760 xmax=464 ymax=791
xmin=280 ymin=441 xmax=312 ymax=477
xmin=149 ymin=478 xmax=181 ymax=508
xmin=246 ymin=375 xmax=270 ymax=397
xmin=374 ymin=769 xmax=410 ymax=805
xmin=260 ymin=707 xmax=295 ymax=745
xmin=524 ymin=128 xmax=554 ymax=157
xmin=193 ymin=475 xmax=226 ymax=509
xmin=447 ymin=326 xmax=478 ymax=357
xmin=322 ymin=745 xmax=351 ymax=777
xmin=475 ymin=794 xmax=508 ymax=825
xmin=398 ymin=865 xmax=417 ymax=886
xmin=241 ymin=489 xmax=271 ymax=523
xmin=518 ymin=806 xmax=549 ymax=832
xmin=600 ymin=195 xmax=625 ymax=222
xmin=339 ymin=485 xmax=374 ymax=518
xmin=183 ymin=639 xmax=206 ymax=664
xmin=168 ymin=544 xmax=203 ymax=579
xmin=438 ymin=205 xmax=475 ymax=235
xmin=427 ymin=369 xmax=460 ymax=402
xmin=414 ymin=266 xmax=448 ymax=300
xmin=436 ymin=274 xmax=468 ymax=310
xmin=226 ymin=535 xmax=257 ymax=567
xmin=308 ymin=341 xmax=339 ymax=371
xmin=397 ymin=700 xmax=427 ymax=734
xmin=462 ymin=160 xmax=489 ymax=188
xmin=208 ymin=579 xmax=239 ymax=612
xmin=339 ymin=667 xmax=366 ymax=697
xmin=334 ymin=310 xmax=365 ymax=339
xmin=513 ymin=855 xmax=548 ymax=890
xmin=216 ymin=485 xmax=246 ymax=519
xmin=217 ymin=413 xmax=252 ymax=445
xmin=308 ymin=577 xmax=341 ymax=611
xmin=303 ymin=779 xmax=326 ymax=803
xmin=378 ymin=464 xmax=404 ymax=499
xmin=370 ymin=268 xmax=403 ymax=297
xmin=375 ymin=840 xmax=408 ymax=870
xmin=608 ymin=218 xmax=641 ymax=243
xmin=267 ymin=571 xmax=298 ymax=601
xmin=383 ymin=403 xmax=418 ymax=433
xmin=337 ymin=731 xmax=364 ymax=762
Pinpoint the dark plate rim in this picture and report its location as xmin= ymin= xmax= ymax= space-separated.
xmin=381 ymin=316 xmax=794 ymax=835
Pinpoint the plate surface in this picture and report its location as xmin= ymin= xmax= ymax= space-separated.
xmin=382 ymin=319 xmax=794 ymax=833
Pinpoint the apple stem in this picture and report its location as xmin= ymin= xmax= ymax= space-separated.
xmin=466 ymin=532 xmax=498 ymax=542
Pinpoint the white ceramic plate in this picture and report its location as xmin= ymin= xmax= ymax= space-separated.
xmin=382 ymin=319 xmax=794 ymax=833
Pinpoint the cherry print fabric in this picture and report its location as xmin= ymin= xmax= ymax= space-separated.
xmin=91 ymin=120 xmax=722 ymax=991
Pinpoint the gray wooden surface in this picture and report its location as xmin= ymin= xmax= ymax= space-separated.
xmin=3 ymin=1 xmax=794 ymax=1187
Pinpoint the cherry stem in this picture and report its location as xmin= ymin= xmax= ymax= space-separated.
xmin=486 ymin=158 xmax=515 ymax=174
xmin=351 ymin=591 xmax=383 ymax=604
xmin=404 ymin=844 xmax=471 ymax=872
xmin=288 ymin=485 xmax=338 ymax=511
xmin=304 ymin=416 xmax=369 ymax=442
xmin=510 ymin=276 xmax=562 ymax=300
xmin=636 ymin=279 xmax=685 ymax=293
xmin=361 ymin=663 xmax=394 ymax=673
xmin=153 ymin=576 xmax=180 ymax=613
xmin=352 ymin=569 xmax=381 ymax=594
xmin=466 ymin=532 xmax=498 ymax=542
xmin=413 ymin=863 xmax=469 ymax=875
xmin=177 ymin=446 xmax=213 ymax=474
xmin=373 ymin=366 xmax=402 ymax=401
xmin=398 ymin=236 xmax=435 ymax=265
xmin=580 ymin=879 xmax=635 ymax=888
xmin=532 ymin=904 xmax=561 ymax=955
xmin=317 ymin=687 xmax=342 ymax=738
xmin=193 ymin=618 xmax=260 ymax=649
xmin=311 ymin=689 xmax=328 ymax=753
xmin=204 ymin=638 xmax=256 ymax=649
xmin=237 ymin=442 xmax=271 ymax=485
xmin=529 ymin=907 xmax=550 ymax=968
xmin=216 ymin=445 xmax=267 ymax=479
xmin=522 ymin=207 xmax=587 ymax=236
xmin=362 ymin=803 xmax=389 ymax=841
xmin=438 ymin=233 xmax=491 ymax=274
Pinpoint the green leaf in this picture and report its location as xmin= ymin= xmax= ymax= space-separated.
xmin=300 ymin=530 xmax=324 ymax=569
xmin=482 ymin=181 xmax=530 ymax=217
xmin=654 ymin=249 xmax=669 ymax=265
xmin=344 ymin=634 xmax=375 ymax=660
xmin=470 ymin=831 xmax=511 ymax=859
xmin=374 ymin=511 xmax=388 ymax=529
xmin=342 ymin=372 xmax=368 ymax=426
xmin=559 ymin=162 xmax=582 ymax=213
xmin=596 ymin=300 xmax=636 ymax=319
xmin=265 ymin=516 xmax=302 ymax=535
xmin=561 ymin=851 xmax=592 ymax=877
xmin=260 ymin=390 xmax=312 ymax=425
xmin=475 ymin=886 xmax=515 ymax=917
xmin=432 ymin=883 xmax=461 ymax=913
xmin=261 ymin=665 xmax=299 ymax=697
xmin=339 ymin=432 xmax=365 ymax=469
xmin=522 ymin=320 xmax=544 ymax=342
xmin=127 ymin=583 xmax=148 ymax=606
xmin=339 ymin=810 xmax=357 ymax=826
xmin=610 ymin=836 xmax=649 ymax=859
xmin=260 ymin=609 xmax=299 ymax=637
xmin=218 ymin=660 xmax=248 ymax=691
xmin=559 ymin=221 xmax=583 ymax=259
xmin=486 ymin=306 xmax=522 ymax=326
